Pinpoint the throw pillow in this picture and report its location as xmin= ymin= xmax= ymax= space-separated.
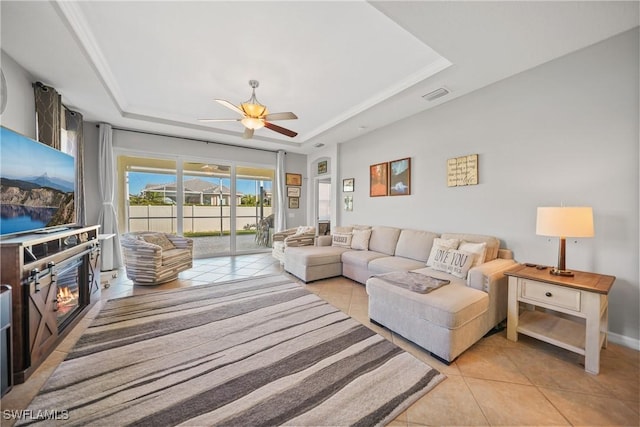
xmin=331 ymin=232 xmax=353 ymax=248
xmin=426 ymin=238 xmax=460 ymax=266
xmin=430 ymin=247 xmax=475 ymax=279
xmin=351 ymin=228 xmax=372 ymax=250
xmin=459 ymin=241 xmax=487 ymax=268
xmin=140 ymin=234 xmax=175 ymax=251
xmin=295 ymin=225 xmax=315 ymax=236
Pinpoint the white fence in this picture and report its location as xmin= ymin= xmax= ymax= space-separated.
xmin=128 ymin=205 xmax=273 ymax=234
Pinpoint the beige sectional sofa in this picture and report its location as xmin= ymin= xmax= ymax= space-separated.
xmin=281 ymin=225 xmax=516 ymax=362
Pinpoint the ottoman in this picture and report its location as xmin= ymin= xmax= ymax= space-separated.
xmin=284 ymin=245 xmax=350 ymax=282
xmin=366 ymin=269 xmax=491 ymax=362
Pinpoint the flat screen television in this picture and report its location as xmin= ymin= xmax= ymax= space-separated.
xmin=0 ymin=126 xmax=76 ymax=237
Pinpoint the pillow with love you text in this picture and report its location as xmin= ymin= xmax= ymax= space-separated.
xmin=430 ymin=246 xmax=475 ymax=279
xmin=426 ymin=238 xmax=460 ymax=266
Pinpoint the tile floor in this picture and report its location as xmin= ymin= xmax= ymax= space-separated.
xmin=2 ymin=253 xmax=639 ymax=426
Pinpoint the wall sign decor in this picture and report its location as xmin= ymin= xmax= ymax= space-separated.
xmin=447 ymin=154 xmax=478 ymax=187
xmin=287 ymin=186 xmax=301 ymax=197
xmin=369 ymin=162 xmax=388 ymax=197
xmin=389 ymin=157 xmax=411 ymax=196
xmin=288 ymin=197 xmax=299 ymax=209
xmin=344 ymin=195 xmax=353 ymax=211
xmin=286 ymin=173 xmax=302 ymax=186
xmin=343 ymin=178 xmax=354 ymax=192
xmin=318 ymin=160 xmax=328 ymax=175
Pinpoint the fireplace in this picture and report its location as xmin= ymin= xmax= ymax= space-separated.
xmin=54 ymin=256 xmax=87 ymax=331
xmin=0 ymin=225 xmax=101 ymax=384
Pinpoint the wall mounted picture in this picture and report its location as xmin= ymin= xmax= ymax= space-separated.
xmin=343 ymin=178 xmax=354 ymax=192
xmin=287 ymin=186 xmax=301 ymax=197
xmin=286 ymin=173 xmax=302 ymax=186
xmin=389 ymin=157 xmax=411 ymax=196
xmin=447 ymin=154 xmax=478 ymax=187
xmin=369 ymin=162 xmax=388 ymax=197
xmin=318 ymin=160 xmax=328 ymax=175
xmin=288 ymin=197 xmax=299 ymax=209
xmin=344 ymin=195 xmax=353 ymax=211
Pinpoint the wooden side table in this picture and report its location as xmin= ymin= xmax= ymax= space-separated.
xmin=505 ymin=264 xmax=615 ymax=374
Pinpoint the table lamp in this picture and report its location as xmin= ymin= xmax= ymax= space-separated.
xmin=536 ymin=207 xmax=594 ymax=277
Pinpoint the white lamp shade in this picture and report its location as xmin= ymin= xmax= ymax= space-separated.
xmin=536 ymin=207 xmax=594 ymax=238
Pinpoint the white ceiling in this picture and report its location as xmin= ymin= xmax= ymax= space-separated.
xmin=1 ymin=1 xmax=638 ymax=154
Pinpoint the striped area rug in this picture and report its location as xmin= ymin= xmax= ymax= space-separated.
xmin=21 ymin=275 xmax=445 ymax=426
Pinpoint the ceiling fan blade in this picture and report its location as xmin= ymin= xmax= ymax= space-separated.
xmin=242 ymin=128 xmax=254 ymax=139
xmin=215 ymin=99 xmax=245 ymax=116
xmin=264 ymin=121 xmax=298 ymax=138
xmin=198 ymin=118 xmax=241 ymax=122
xmin=264 ymin=112 xmax=297 ymax=121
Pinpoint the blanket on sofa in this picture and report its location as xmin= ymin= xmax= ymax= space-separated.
xmin=373 ymin=271 xmax=450 ymax=294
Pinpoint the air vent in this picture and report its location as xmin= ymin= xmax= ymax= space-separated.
xmin=422 ymin=87 xmax=450 ymax=102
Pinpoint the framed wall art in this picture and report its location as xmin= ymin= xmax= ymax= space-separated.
xmin=286 ymin=173 xmax=302 ymax=186
xmin=288 ymin=197 xmax=299 ymax=209
xmin=287 ymin=186 xmax=301 ymax=197
xmin=343 ymin=178 xmax=354 ymax=192
xmin=447 ymin=154 xmax=478 ymax=187
xmin=344 ymin=195 xmax=353 ymax=211
xmin=369 ymin=162 xmax=388 ymax=197
xmin=389 ymin=157 xmax=411 ymax=196
xmin=318 ymin=160 xmax=328 ymax=175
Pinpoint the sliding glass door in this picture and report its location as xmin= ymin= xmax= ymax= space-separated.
xmin=118 ymin=155 xmax=275 ymax=258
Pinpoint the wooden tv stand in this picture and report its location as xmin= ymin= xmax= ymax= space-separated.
xmin=0 ymin=225 xmax=101 ymax=383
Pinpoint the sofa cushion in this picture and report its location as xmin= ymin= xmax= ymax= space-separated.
xmin=368 ymin=256 xmax=426 ymax=275
xmin=286 ymin=245 xmax=349 ymax=267
xmin=341 ymin=250 xmax=386 ymax=268
xmin=441 ymin=233 xmax=500 ymax=262
xmin=351 ymin=228 xmax=372 ymax=250
xmin=367 ymin=268 xmax=489 ymax=329
xmin=161 ymin=248 xmax=191 ymax=266
xmin=395 ymin=229 xmax=438 ymax=262
xmin=368 ymin=226 xmax=402 ymax=255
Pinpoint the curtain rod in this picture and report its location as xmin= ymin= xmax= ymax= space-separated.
xmin=95 ymin=124 xmax=284 ymax=154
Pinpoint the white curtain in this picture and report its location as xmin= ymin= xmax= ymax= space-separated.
xmin=275 ymin=150 xmax=287 ymax=232
xmin=98 ymin=123 xmax=123 ymax=270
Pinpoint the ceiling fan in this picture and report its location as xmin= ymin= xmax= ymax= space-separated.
xmin=199 ymin=80 xmax=298 ymax=139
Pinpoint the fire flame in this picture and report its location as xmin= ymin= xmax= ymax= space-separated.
xmin=56 ymin=286 xmax=77 ymax=305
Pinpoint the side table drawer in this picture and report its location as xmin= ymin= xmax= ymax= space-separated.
xmin=520 ymin=280 xmax=581 ymax=312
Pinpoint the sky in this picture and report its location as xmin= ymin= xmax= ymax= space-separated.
xmin=127 ymin=172 xmax=272 ymax=196
xmin=1 ymin=127 xmax=75 ymax=182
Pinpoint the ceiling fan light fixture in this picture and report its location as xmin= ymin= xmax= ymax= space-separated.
xmin=241 ymin=102 xmax=268 ymax=118
xmin=241 ymin=116 xmax=265 ymax=130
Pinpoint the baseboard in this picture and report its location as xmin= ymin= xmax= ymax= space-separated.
xmin=607 ymin=331 xmax=640 ymax=351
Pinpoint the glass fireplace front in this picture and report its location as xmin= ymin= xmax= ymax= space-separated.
xmin=55 ymin=257 xmax=86 ymax=331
